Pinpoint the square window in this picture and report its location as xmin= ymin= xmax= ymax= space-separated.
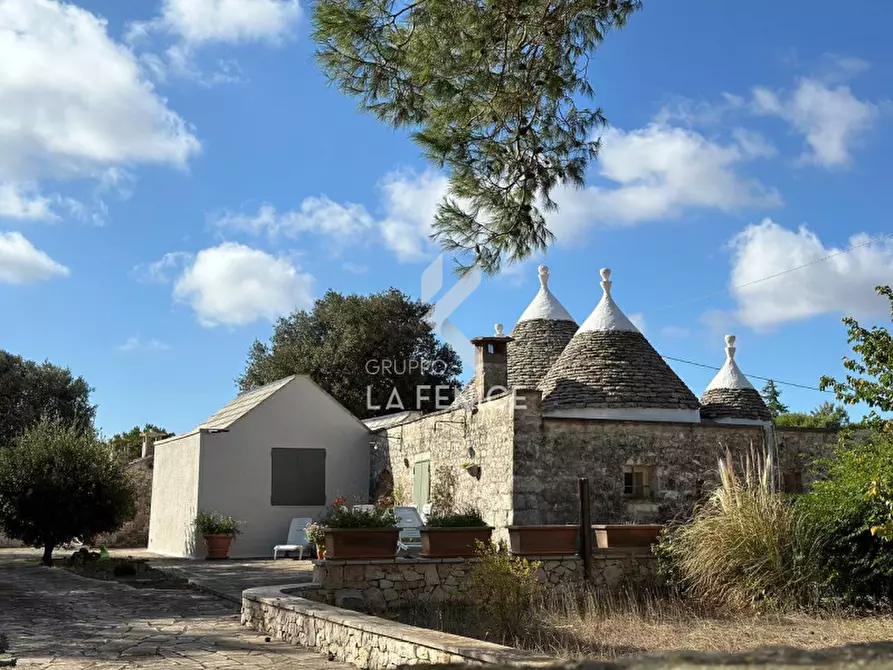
xmin=271 ymin=448 xmax=326 ymax=506
xmin=623 ymin=465 xmax=654 ymax=499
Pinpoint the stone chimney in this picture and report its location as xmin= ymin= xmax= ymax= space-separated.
xmin=470 ymin=324 xmax=513 ymax=404
xmin=140 ymin=431 xmax=165 ymax=459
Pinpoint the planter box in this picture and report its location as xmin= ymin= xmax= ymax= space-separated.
xmin=420 ymin=527 xmax=493 ymax=558
xmin=203 ymin=534 xmax=234 ymax=560
xmin=593 ymin=524 xmax=663 ymax=548
xmin=325 ymin=528 xmax=399 ymax=560
xmin=507 ymin=525 xmax=579 ymax=556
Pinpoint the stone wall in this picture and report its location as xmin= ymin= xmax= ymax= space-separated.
xmin=307 ymin=551 xmax=655 ymax=613
xmin=95 ymin=456 xmax=153 ymax=548
xmin=242 ymin=584 xmax=554 ymax=669
xmin=775 ymin=426 xmax=839 ymax=487
xmin=515 ymin=415 xmax=837 ymax=525
xmin=373 ymin=393 xmax=518 ymax=533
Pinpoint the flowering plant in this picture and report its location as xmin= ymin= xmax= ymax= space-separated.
xmin=326 ymin=497 xmax=397 ymax=529
xmin=305 ymin=521 xmax=326 ymax=547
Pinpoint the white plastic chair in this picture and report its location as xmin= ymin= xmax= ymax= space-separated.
xmin=273 ymin=517 xmax=312 ymax=559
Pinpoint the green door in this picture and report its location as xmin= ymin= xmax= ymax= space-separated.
xmin=412 ymin=460 xmax=430 ymax=508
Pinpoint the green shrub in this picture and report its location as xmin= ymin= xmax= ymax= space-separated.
xmin=195 ymin=511 xmax=242 ymax=536
xmin=468 ymin=541 xmax=543 ymax=641
xmin=326 ymin=498 xmax=397 ymax=529
xmin=0 ymin=417 xmax=137 ymax=566
xmin=797 ymin=433 xmax=893 ymax=604
xmin=425 ymin=506 xmax=487 ymax=527
xmin=657 ymin=449 xmax=825 ymax=610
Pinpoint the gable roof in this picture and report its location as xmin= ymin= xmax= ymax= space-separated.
xmin=197 ymin=376 xmax=297 ymax=431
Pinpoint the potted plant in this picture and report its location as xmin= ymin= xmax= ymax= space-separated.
xmin=593 ymin=523 xmax=664 ymax=548
xmin=195 ymin=511 xmax=242 ymax=560
xmin=324 ymin=497 xmax=399 ymax=560
xmin=420 ymin=507 xmax=492 ymax=558
xmin=305 ymin=521 xmax=327 ymax=559
xmin=507 ymin=525 xmax=579 ymax=556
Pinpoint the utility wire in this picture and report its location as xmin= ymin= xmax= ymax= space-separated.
xmin=661 ymin=354 xmax=830 ymax=393
xmin=651 ymin=231 xmax=893 ymax=313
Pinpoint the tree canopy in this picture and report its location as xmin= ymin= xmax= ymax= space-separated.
xmin=107 ymin=424 xmax=174 ymax=463
xmin=238 ymin=288 xmax=462 ymax=418
xmin=0 ymin=417 xmax=136 ymax=565
xmin=775 ymin=402 xmax=851 ymax=430
xmin=0 ymin=350 xmax=95 ymax=449
xmin=760 ymin=380 xmax=788 ymax=419
xmin=312 ymin=0 xmax=641 ymax=275
xmin=820 ymin=285 xmax=892 ymax=433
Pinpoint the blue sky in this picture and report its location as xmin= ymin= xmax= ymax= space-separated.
xmin=1 ymin=0 xmax=891 ymax=435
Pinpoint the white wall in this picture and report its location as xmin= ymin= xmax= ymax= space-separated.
xmin=147 ymin=432 xmax=201 ymax=557
xmin=196 ymin=377 xmax=371 ymax=558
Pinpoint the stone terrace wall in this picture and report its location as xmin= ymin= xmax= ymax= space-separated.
xmin=515 ymin=417 xmax=834 ymax=526
xmin=372 ymin=393 xmax=517 ymax=532
xmin=242 ymin=584 xmax=554 ymax=669
xmin=95 ymin=456 xmax=154 ymax=548
xmin=308 ymin=550 xmax=655 ymax=612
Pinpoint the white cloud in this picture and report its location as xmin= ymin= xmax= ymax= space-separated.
xmin=548 ymin=123 xmax=780 ymax=241
xmin=0 ymin=232 xmax=69 ymax=284
xmin=117 ymin=336 xmax=171 ymax=352
xmin=171 ymin=243 xmax=314 ymax=327
xmin=155 ymin=0 xmax=300 ymax=45
xmin=729 ymin=219 xmax=893 ymax=329
xmin=0 ymin=183 xmax=57 ymax=221
xmin=214 ymin=198 xmax=375 ymax=240
xmin=751 ymin=78 xmax=880 ymax=168
xmin=133 ymin=251 xmax=194 ymax=284
xmin=0 ymin=0 xmax=199 ymax=214
xmin=378 ymin=170 xmax=450 ymax=261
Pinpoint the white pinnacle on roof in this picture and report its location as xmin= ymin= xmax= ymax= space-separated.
xmin=517 ymin=265 xmax=575 ymax=323
xmin=577 ymin=268 xmax=639 ymax=333
xmin=705 ymin=335 xmax=755 ymax=391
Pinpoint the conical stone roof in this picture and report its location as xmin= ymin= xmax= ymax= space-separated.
xmin=538 ymin=268 xmax=700 ymax=421
xmin=507 ymin=265 xmax=578 ymax=389
xmin=700 ymin=335 xmax=771 ymax=423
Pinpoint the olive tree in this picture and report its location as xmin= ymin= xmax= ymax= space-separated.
xmin=0 ymin=417 xmax=136 ymax=565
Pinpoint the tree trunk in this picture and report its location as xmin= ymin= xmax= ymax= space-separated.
xmin=42 ymin=542 xmax=53 ymax=566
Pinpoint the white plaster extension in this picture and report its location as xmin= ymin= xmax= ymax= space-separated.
xmin=517 ymin=265 xmax=575 ymax=323
xmin=705 ymin=335 xmax=756 ymax=391
xmin=577 ymin=268 xmax=640 ymax=333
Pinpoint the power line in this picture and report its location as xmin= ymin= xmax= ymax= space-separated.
xmin=661 ymin=354 xmax=831 ymax=393
xmin=651 ymin=231 xmax=893 ymax=313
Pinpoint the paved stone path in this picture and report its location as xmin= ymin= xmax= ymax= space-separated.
xmin=0 ymin=556 xmax=347 ymax=669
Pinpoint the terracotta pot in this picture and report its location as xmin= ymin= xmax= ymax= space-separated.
xmin=507 ymin=525 xmax=579 ymax=556
xmin=203 ymin=534 xmax=234 ymax=560
xmin=593 ymin=524 xmax=663 ymax=548
xmin=316 ymin=545 xmax=326 ymax=560
xmin=420 ymin=527 xmax=493 ymax=558
xmin=324 ymin=528 xmax=399 ymax=560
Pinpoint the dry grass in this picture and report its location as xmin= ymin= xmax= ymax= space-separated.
xmin=393 ymin=588 xmax=893 ymax=661
xmin=538 ymin=588 xmax=893 ymax=660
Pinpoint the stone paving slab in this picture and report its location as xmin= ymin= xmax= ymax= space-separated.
xmin=0 ymin=553 xmax=347 ymax=670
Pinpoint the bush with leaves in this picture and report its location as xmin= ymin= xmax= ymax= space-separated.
xmin=467 ymin=541 xmax=542 ymax=641
xmin=0 ymin=417 xmax=136 ymax=566
xmin=657 ymin=449 xmax=826 ymax=610
xmin=424 ymin=506 xmax=487 ymax=528
xmin=194 ymin=511 xmax=242 ymax=536
xmin=326 ymin=498 xmax=397 ymax=529
xmin=797 ymin=433 xmax=893 ymax=605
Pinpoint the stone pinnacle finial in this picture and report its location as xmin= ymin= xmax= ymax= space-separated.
xmin=538 ymin=265 xmax=550 ymax=289
xmin=600 ymin=268 xmax=613 ymax=296
xmin=725 ymin=334 xmax=737 ymax=361
xmin=495 ymin=323 xmax=504 ymax=336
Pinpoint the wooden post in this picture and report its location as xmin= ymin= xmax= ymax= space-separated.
xmin=579 ymin=477 xmax=593 ymax=582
